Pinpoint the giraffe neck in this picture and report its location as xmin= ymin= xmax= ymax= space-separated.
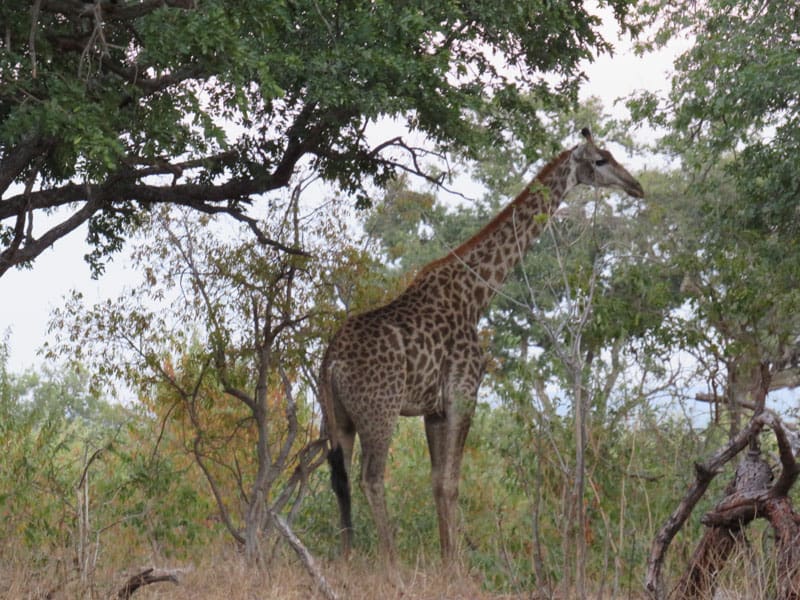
xmin=412 ymin=148 xmax=577 ymax=320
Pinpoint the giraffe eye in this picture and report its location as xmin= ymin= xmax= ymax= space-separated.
xmin=595 ymin=159 xmax=608 ymax=166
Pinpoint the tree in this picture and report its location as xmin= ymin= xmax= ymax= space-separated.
xmin=0 ymin=0 xmax=639 ymax=277
xmin=46 ymin=182 xmax=367 ymax=578
xmin=629 ymin=0 xmax=800 ymax=383
xmin=628 ymin=3 xmax=800 ymax=595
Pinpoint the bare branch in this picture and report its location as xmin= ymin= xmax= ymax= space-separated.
xmin=223 ymin=385 xmax=256 ymax=413
xmin=695 ymin=392 xmax=758 ymax=412
xmin=275 ymin=365 xmax=299 ymax=478
xmin=215 ymin=208 xmax=311 ymax=258
xmin=365 ymin=137 xmax=476 ymax=199
xmin=270 ymin=438 xmax=326 ymax=517
xmin=191 ymin=432 xmax=245 ymax=546
xmin=77 ymin=445 xmax=106 ymax=490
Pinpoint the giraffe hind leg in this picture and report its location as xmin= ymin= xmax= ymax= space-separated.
xmin=359 ymin=439 xmax=397 ymax=565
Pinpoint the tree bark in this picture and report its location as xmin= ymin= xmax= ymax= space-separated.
xmin=645 ymin=417 xmax=765 ymax=599
xmin=672 ymin=447 xmax=771 ymax=599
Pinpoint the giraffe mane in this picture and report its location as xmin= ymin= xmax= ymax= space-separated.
xmin=410 ymin=147 xmax=573 ymax=284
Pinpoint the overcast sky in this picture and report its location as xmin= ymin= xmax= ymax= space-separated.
xmin=0 ymin=10 xmax=685 ymax=373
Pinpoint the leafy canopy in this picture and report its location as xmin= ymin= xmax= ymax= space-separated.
xmin=629 ymin=0 xmax=800 ymax=365
xmin=0 ymin=0 xmax=637 ymax=276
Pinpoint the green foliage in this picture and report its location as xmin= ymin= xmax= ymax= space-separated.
xmin=45 ymin=199 xmax=370 ymax=561
xmin=0 ymin=0 xmax=640 ymax=275
xmin=7 ymin=1 xmax=800 ymax=590
xmin=630 ymin=0 xmax=800 ymax=362
xmin=363 ymin=174 xmax=487 ymax=274
xmin=0 ymin=355 xmax=213 ymax=573
xmin=294 ymin=399 xmax=713 ymax=593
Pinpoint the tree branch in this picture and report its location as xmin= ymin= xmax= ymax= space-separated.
xmin=99 ymin=58 xmax=206 ymax=95
xmin=0 ymin=160 xmax=310 ymax=274
xmin=40 ymin=0 xmax=196 ymax=21
xmin=0 ymin=135 xmax=50 ymax=192
xmin=0 ymin=193 xmax=104 ymax=277
xmin=759 ymin=412 xmax=800 ymax=497
xmin=191 ymin=432 xmax=245 ymax=546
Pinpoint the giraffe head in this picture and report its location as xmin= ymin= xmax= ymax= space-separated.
xmin=571 ymin=128 xmax=644 ymax=198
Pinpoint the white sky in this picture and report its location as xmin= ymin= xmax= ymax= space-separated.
xmin=0 ymin=10 xmax=685 ymax=373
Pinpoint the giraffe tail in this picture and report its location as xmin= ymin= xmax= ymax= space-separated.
xmin=320 ymin=355 xmax=353 ymax=553
xmin=328 ymin=445 xmax=353 ymax=535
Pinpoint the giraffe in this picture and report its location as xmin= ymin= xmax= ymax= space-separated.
xmin=318 ymin=128 xmax=644 ymax=565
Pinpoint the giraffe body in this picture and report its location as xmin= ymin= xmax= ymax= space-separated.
xmin=319 ymin=130 xmax=644 ymax=564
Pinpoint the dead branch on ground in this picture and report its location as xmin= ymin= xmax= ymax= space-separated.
xmin=115 ymin=568 xmax=180 ymax=599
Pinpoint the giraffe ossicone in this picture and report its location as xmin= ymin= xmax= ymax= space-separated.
xmin=318 ymin=129 xmax=644 ymax=565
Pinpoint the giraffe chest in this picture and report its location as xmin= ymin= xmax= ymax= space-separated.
xmin=398 ymin=318 xmax=451 ymax=415
xmin=330 ymin=289 xmax=484 ymax=418
xmin=397 ymin=310 xmax=485 ymax=416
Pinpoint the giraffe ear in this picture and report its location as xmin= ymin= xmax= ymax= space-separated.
xmin=580 ymin=127 xmax=598 ymax=147
xmin=573 ymin=128 xmax=595 ymax=160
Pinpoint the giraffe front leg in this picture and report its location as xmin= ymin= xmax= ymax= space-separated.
xmin=424 ymin=402 xmax=474 ymax=565
xmin=427 ymin=338 xmax=483 ymax=564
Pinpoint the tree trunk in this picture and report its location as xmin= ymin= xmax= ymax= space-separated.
xmin=673 ymin=447 xmax=772 ymax=599
xmin=573 ymin=367 xmax=587 ymax=599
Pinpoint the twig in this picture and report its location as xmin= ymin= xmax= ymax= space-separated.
xmin=268 ymin=511 xmax=340 ymax=600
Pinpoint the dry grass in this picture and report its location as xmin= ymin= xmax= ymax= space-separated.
xmin=131 ymin=555 xmax=526 ymax=600
xmin=2 ymin=548 xmax=533 ymax=600
xmin=15 ymin=535 xmax=779 ymax=600
xmin=17 ymin=542 xmax=782 ymax=600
